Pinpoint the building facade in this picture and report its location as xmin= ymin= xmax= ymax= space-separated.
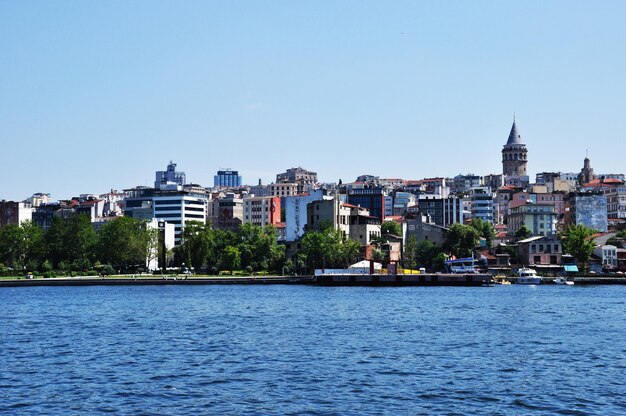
xmin=507 ymin=202 xmax=557 ymax=236
xmin=243 ymin=196 xmax=281 ymax=227
xmin=214 ymin=169 xmax=242 ymax=188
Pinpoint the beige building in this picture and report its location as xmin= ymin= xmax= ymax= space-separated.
xmin=307 ymin=199 xmax=381 ymax=245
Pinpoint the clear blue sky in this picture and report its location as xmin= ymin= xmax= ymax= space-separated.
xmin=2 ymin=1 xmax=625 ymax=200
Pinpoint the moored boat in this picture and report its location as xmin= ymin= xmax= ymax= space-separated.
xmin=516 ymin=268 xmax=542 ymax=285
xmin=554 ymin=277 xmax=574 ymax=285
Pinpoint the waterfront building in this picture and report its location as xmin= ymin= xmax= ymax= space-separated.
xmin=124 ymin=185 xmax=208 ymax=243
xmin=517 ymin=236 xmax=563 ymax=268
xmin=155 ymin=161 xmax=186 ymax=189
xmin=403 ymin=211 xmax=448 ymax=246
xmin=0 ymin=200 xmax=33 ymax=228
xmin=153 ymin=186 xmax=209 ymax=242
xmin=214 ymin=169 xmax=242 ymax=188
xmin=507 ymin=202 xmax=557 ymax=236
xmin=564 ymin=191 xmax=608 ymax=232
xmin=306 ymin=198 xmax=382 ymax=245
xmin=243 ymin=196 xmax=281 ymax=227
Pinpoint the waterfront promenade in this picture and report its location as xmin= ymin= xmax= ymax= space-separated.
xmin=1 ymin=274 xmax=626 ymax=287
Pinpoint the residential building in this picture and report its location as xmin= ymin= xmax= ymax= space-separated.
xmin=214 ymin=169 xmax=242 ymax=188
xmin=452 ymin=174 xmax=483 ymax=194
xmin=0 ymin=200 xmax=33 ymax=227
xmin=507 ymin=202 xmax=557 ymax=236
xmin=270 ymin=182 xmax=299 ymax=198
xmin=469 ymin=187 xmax=494 ymax=223
xmin=606 ymin=185 xmax=626 ymax=219
xmin=276 ymin=167 xmax=317 ymax=193
xmin=243 ymin=196 xmax=281 ymax=227
xmin=403 ymin=212 xmax=448 ymax=246
xmin=210 ymin=192 xmax=243 ymax=231
xmin=24 ymin=193 xmax=50 ymax=207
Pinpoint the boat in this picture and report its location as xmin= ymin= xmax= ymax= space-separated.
xmin=553 ymin=277 xmax=574 ymax=285
xmin=516 ymin=268 xmax=542 ymax=285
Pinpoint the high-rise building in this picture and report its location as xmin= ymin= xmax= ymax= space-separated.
xmin=155 ymin=161 xmax=186 ymax=189
xmin=214 ymin=169 xmax=242 ymax=188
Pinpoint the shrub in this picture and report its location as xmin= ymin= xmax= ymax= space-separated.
xmin=43 ymin=271 xmax=56 ymax=279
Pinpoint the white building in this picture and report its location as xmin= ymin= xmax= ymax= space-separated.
xmin=146 ymin=219 xmax=176 ymax=271
xmin=153 ymin=187 xmax=208 ymax=243
xmin=284 ymin=190 xmax=329 ymax=241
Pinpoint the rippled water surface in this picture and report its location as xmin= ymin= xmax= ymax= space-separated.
xmin=1 ymin=285 xmax=625 ymax=415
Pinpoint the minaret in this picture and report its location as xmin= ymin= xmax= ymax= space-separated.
xmin=501 ymin=118 xmax=528 ymax=177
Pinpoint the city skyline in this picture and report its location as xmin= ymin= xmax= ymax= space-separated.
xmin=2 ymin=1 xmax=626 ymax=200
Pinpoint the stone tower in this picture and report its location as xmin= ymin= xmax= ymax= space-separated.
xmin=578 ymin=156 xmax=595 ymax=186
xmin=501 ymin=119 xmax=528 ymax=177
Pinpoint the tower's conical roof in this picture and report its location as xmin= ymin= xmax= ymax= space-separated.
xmin=506 ymin=121 xmax=522 ymax=145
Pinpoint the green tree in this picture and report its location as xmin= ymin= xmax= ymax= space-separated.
xmin=300 ymin=227 xmax=359 ymax=271
xmin=220 ymin=245 xmax=241 ymax=273
xmin=515 ymin=225 xmax=533 ymax=240
xmin=177 ymin=221 xmax=215 ymax=270
xmin=415 ymin=240 xmax=444 ymax=271
xmin=381 ymin=221 xmax=402 ymax=237
xmin=443 ymin=223 xmax=480 ymax=259
xmin=560 ymin=224 xmax=596 ymax=272
xmin=45 ymin=215 xmax=97 ymax=270
xmin=237 ymin=224 xmax=284 ymax=272
xmin=403 ymin=235 xmax=418 ymax=269
xmin=97 ymin=217 xmax=154 ymax=272
xmin=470 ymin=218 xmax=496 ymax=248
xmin=0 ymin=221 xmax=44 ymax=271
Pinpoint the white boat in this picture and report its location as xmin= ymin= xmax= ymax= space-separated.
xmin=554 ymin=277 xmax=574 ymax=285
xmin=516 ymin=268 xmax=542 ymax=285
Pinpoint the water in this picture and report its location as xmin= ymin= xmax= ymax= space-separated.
xmin=1 ymin=285 xmax=625 ymax=415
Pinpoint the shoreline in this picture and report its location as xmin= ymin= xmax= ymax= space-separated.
xmin=1 ymin=275 xmax=626 ymax=287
